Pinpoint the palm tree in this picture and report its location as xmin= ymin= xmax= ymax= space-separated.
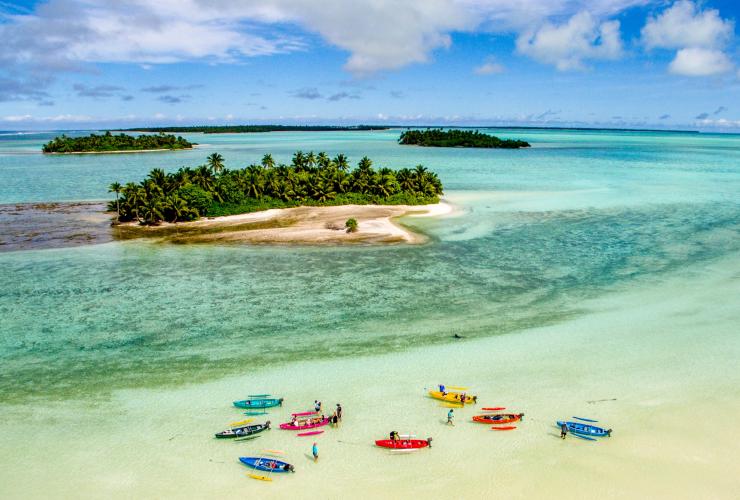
xmin=207 ymin=153 xmax=225 ymax=174
xmin=108 ymin=181 xmax=122 ymax=221
xmin=164 ymin=194 xmax=188 ymax=222
xmin=140 ymin=197 xmax=164 ymax=225
xmin=333 ymin=154 xmax=349 ymax=171
xmin=261 ymin=153 xmax=275 ymax=169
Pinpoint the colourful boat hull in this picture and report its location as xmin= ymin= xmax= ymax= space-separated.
xmin=239 ymin=457 xmax=293 ymax=472
xmin=375 ymin=438 xmax=431 ymax=449
xmin=473 ymin=413 xmax=523 ymax=424
xmin=557 ymin=421 xmax=611 ymax=437
xmin=428 ymin=391 xmax=477 ymax=404
xmin=215 ymin=422 xmax=270 ymax=438
xmin=233 ymin=398 xmax=283 ymax=409
xmin=279 ymin=418 xmax=330 ymax=430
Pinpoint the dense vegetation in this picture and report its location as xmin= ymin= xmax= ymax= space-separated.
xmin=399 ymin=129 xmax=530 ymax=148
xmin=42 ymin=131 xmax=193 ymax=153
xmin=108 ymin=152 xmax=443 ymax=225
xmin=121 ymin=125 xmax=388 ymax=134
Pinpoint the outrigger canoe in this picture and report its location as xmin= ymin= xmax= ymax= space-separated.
xmin=375 ymin=438 xmax=432 ymax=449
xmin=557 ymin=421 xmax=612 ymax=437
xmin=233 ymin=397 xmax=283 ymax=409
xmin=428 ymin=391 xmax=477 ymax=404
xmin=473 ymin=413 xmax=524 ymax=424
xmin=239 ymin=457 xmax=294 ymax=473
xmin=215 ymin=421 xmax=270 ymax=439
xmin=279 ymin=417 xmax=330 ymax=430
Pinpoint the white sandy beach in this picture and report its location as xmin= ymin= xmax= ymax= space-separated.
xmin=116 ymin=201 xmax=455 ymax=244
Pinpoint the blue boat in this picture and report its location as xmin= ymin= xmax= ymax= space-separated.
xmin=557 ymin=421 xmax=612 ymax=437
xmin=239 ymin=457 xmax=294 ymax=473
xmin=233 ymin=397 xmax=283 ymax=409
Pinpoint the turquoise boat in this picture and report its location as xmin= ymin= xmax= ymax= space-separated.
xmin=233 ymin=397 xmax=283 ymax=409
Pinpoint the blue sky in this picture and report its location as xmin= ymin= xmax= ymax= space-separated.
xmin=1 ymin=0 xmax=739 ymax=131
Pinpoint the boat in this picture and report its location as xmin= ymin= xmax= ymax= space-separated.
xmin=557 ymin=421 xmax=612 ymax=437
xmin=233 ymin=397 xmax=283 ymax=409
xmin=279 ymin=416 xmax=330 ymax=430
xmin=428 ymin=390 xmax=477 ymax=404
xmin=375 ymin=438 xmax=432 ymax=449
xmin=239 ymin=457 xmax=294 ymax=473
xmin=215 ymin=421 xmax=270 ymax=439
xmin=472 ymin=413 xmax=524 ymax=424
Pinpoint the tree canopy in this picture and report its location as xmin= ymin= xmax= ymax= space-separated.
xmin=109 ymin=151 xmax=443 ymax=225
xmin=42 ymin=131 xmax=194 ymax=153
xmin=398 ymin=129 xmax=530 ymax=149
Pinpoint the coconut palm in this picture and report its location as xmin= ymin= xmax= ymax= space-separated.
xmin=108 ymin=181 xmax=122 ymax=220
xmin=261 ymin=153 xmax=275 ymax=169
xmin=207 ymin=153 xmax=225 ymax=174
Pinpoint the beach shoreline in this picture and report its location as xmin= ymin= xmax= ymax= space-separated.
xmin=113 ymin=201 xmax=455 ymax=245
xmin=43 ymin=146 xmax=196 ymax=155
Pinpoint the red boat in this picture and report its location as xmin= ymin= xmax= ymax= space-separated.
xmin=375 ymin=438 xmax=432 ymax=449
xmin=472 ymin=413 xmax=524 ymax=424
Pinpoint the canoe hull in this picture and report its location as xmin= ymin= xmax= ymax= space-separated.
xmin=280 ymin=418 xmax=329 ymax=430
xmin=473 ymin=413 xmax=523 ymax=424
xmin=239 ymin=457 xmax=293 ymax=473
xmin=233 ymin=398 xmax=283 ymax=409
xmin=557 ymin=421 xmax=611 ymax=437
xmin=375 ymin=439 xmax=431 ymax=449
xmin=428 ymin=391 xmax=477 ymax=404
xmin=215 ymin=422 xmax=270 ymax=438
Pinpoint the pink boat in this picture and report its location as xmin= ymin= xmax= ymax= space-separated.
xmin=279 ymin=417 xmax=330 ymax=430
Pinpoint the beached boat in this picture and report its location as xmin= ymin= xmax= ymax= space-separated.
xmin=279 ymin=417 xmax=330 ymax=430
xmin=215 ymin=421 xmax=270 ymax=439
xmin=557 ymin=421 xmax=612 ymax=437
xmin=233 ymin=397 xmax=283 ymax=409
xmin=428 ymin=390 xmax=477 ymax=404
xmin=473 ymin=413 xmax=524 ymax=424
xmin=239 ymin=457 xmax=294 ymax=473
xmin=375 ymin=438 xmax=432 ymax=449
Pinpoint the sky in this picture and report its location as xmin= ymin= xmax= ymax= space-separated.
xmin=0 ymin=0 xmax=739 ymax=131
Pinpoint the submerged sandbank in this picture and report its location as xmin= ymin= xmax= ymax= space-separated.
xmin=114 ymin=201 xmax=454 ymax=245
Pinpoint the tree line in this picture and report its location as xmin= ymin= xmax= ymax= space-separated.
xmin=108 ymin=152 xmax=444 ymax=225
xmin=121 ymin=125 xmax=389 ymax=134
xmin=42 ymin=132 xmax=194 ymax=153
xmin=398 ymin=129 xmax=530 ymax=148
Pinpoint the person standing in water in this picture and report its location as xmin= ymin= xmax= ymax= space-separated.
xmin=447 ymin=409 xmax=455 ymax=426
xmin=336 ymin=403 xmax=343 ymax=422
xmin=314 ymin=400 xmax=322 ymax=413
xmin=312 ymin=442 xmax=319 ymax=462
xmin=560 ymin=422 xmax=568 ymax=439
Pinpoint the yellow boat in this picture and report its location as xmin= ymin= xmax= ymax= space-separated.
xmin=428 ymin=391 xmax=477 ymax=404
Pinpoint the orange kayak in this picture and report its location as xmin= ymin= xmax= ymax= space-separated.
xmin=472 ymin=413 xmax=524 ymax=424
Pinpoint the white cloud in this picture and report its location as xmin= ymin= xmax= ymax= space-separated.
xmin=0 ymin=0 xmax=647 ymax=79
xmin=641 ymin=1 xmax=735 ymax=77
xmin=516 ymin=11 xmax=623 ymax=70
xmin=474 ymin=57 xmax=505 ymax=75
xmin=669 ymin=48 xmax=733 ymax=76
xmin=642 ymin=0 xmax=733 ymax=50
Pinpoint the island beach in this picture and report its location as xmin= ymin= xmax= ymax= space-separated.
xmin=113 ymin=201 xmax=454 ymax=244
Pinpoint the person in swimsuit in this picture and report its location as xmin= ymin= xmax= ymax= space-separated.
xmin=560 ymin=423 xmax=568 ymax=439
xmin=447 ymin=409 xmax=454 ymax=426
xmin=336 ymin=403 xmax=343 ymax=422
xmin=312 ymin=442 xmax=319 ymax=462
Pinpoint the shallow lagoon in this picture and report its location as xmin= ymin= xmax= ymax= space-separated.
xmin=0 ymin=129 xmax=739 ymax=498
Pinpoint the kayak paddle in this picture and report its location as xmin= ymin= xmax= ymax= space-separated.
xmin=229 ymin=418 xmax=254 ymax=427
xmin=573 ymin=416 xmax=598 ymax=422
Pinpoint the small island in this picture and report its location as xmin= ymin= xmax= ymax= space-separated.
xmin=42 ymin=131 xmax=194 ymax=154
xmin=399 ymin=129 xmax=530 ymax=148
xmin=121 ymin=125 xmax=389 ymax=134
xmin=109 ymin=151 xmax=443 ymax=226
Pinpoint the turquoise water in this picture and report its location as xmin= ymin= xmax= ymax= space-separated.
xmin=1 ymin=129 xmax=739 ymax=402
